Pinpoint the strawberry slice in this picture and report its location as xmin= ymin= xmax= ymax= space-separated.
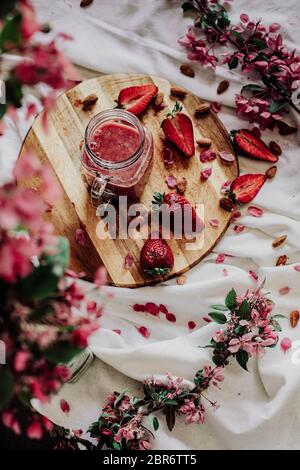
xmin=230 ymin=174 xmax=266 ymax=204
xmin=118 ymin=84 xmax=158 ymax=115
xmin=162 ymin=102 xmax=195 ymax=157
xmin=234 ymin=129 xmax=278 ymax=163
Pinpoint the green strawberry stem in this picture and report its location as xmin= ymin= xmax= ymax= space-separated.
xmin=167 ymin=101 xmax=183 ymax=119
xmin=152 ymin=192 xmax=165 ymax=207
xmin=144 ymin=267 xmax=171 ymax=276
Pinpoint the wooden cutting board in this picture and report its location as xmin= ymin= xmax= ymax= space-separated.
xmin=19 ymin=73 xmax=238 ymax=287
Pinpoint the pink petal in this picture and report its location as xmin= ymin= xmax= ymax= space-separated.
xmin=219 ymin=151 xmax=235 ymax=164
xmin=136 ymin=326 xmax=150 ymax=338
xmin=188 ymin=321 xmax=196 ymax=330
xmin=233 ymin=224 xmax=245 ymax=233
xmin=203 ymin=316 xmax=212 ymax=323
xmin=124 ymin=252 xmax=134 ymax=269
xmin=230 ymin=210 xmax=241 ymax=223
xmin=279 ymin=286 xmax=290 ymax=295
xmin=163 ymin=146 xmax=174 ymax=166
xmin=133 ymin=304 xmax=146 ymax=312
xmin=221 ymin=180 xmax=231 ymax=193
xmin=165 ymin=174 xmax=177 ymax=189
xmin=216 ymin=253 xmax=226 ymax=264
xmin=113 ymin=329 xmax=122 ymax=335
xmin=145 ymin=302 xmax=160 ymax=316
xmin=94 ymin=266 xmax=107 ymax=287
xmin=249 ymin=270 xmax=258 ymax=281
xmin=280 ymin=337 xmax=292 ymax=353
xmin=200 ymin=150 xmax=216 ymax=163
xmin=247 ymin=206 xmax=263 ymax=217
xmin=201 ymin=167 xmax=212 ymax=180
xmin=240 ymin=13 xmax=249 ymax=23
xmin=159 ymin=304 xmax=168 ymax=314
xmin=75 ymin=228 xmax=86 ymax=247
xmin=60 ymin=399 xmax=70 ymax=414
xmin=209 ymin=218 xmax=219 ymax=228
xmin=166 ymin=312 xmax=176 ymax=322
xmin=294 ymin=265 xmax=300 ymax=272
xmin=211 ymin=101 xmax=221 ymax=113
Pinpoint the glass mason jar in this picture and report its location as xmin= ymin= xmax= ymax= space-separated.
xmin=80 ymin=109 xmax=153 ymax=206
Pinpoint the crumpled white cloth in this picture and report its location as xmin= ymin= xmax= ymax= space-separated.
xmin=2 ymin=0 xmax=300 ymax=450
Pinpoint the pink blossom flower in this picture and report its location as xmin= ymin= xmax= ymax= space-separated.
xmin=27 ymin=420 xmax=43 ymax=440
xmin=179 ymin=398 xmax=206 ymax=424
xmin=178 ymin=27 xmax=218 ymax=69
xmin=14 ymin=351 xmax=31 ymax=372
xmin=213 ymin=328 xmax=227 ymax=343
xmin=72 ymin=323 xmax=98 ymax=348
xmin=228 ymin=332 xmax=255 ymax=355
xmin=2 ymin=411 xmax=21 ymax=435
xmin=280 ymin=337 xmax=292 ymax=353
xmin=235 ymin=95 xmax=283 ymax=130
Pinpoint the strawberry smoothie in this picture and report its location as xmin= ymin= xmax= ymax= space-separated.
xmin=81 ymin=110 xmax=153 ymax=201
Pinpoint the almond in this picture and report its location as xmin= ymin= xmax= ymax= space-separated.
xmin=196 ymin=137 xmax=212 ymax=147
xmin=82 ymin=94 xmax=98 ymax=110
xmin=177 ymin=275 xmax=186 ymax=285
xmin=194 ymin=102 xmax=210 ymax=117
xmin=269 ymin=141 xmax=282 ymax=156
xmin=80 ymin=0 xmax=93 ymax=7
xmin=265 ymin=165 xmax=277 ymax=179
xmin=217 ymin=80 xmax=230 ymax=95
xmin=290 ymin=310 xmax=300 ymax=328
xmin=277 ymin=121 xmax=297 ymax=135
xmin=176 ymin=176 xmax=187 ymax=194
xmin=180 ymin=63 xmax=195 ymax=78
xmin=272 ymin=234 xmax=287 ymax=248
xmin=219 ymin=197 xmax=234 ymax=212
xmin=276 ymin=254 xmax=288 ymax=266
xmin=170 ymin=85 xmax=187 ymax=99
xmin=154 ymin=92 xmax=164 ymax=107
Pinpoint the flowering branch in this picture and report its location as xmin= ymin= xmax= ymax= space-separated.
xmin=0 ymin=0 xmax=79 ymax=133
xmin=57 ymin=284 xmax=282 ymax=450
xmin=0 ymin=154 xmax=106 ymax=440
xmin=179 ymin=0 xmax=300 ymax=130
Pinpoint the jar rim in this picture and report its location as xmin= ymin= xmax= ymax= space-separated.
xmin=84 ymin=109 xmax=146 ymax=171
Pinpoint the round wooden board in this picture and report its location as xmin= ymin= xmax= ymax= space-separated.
xmin=19 ymin=73 xmax=238 ymax=288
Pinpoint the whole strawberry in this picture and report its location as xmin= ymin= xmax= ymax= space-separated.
xmin=152 ymin=192 xmax=205 ymax=235
xmin=162 ymin=102 xmax=195 ymax=157
xmin=140 ymin=236 xmax=174 ymax=276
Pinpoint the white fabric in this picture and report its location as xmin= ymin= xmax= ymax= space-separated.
xmin=2 ymin=0 xmax=300 ymax=450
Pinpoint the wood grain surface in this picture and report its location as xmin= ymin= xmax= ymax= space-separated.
xmin=19 ymin=73 xmax=238 ymax=287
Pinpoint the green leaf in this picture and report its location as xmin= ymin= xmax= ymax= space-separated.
xmin=165 ymin=405 xmax=176 ymax=432
xmin=241 ymin=84 xmax=264 ymax=94
xmin=114 ymin=390 xmax=127 ymax=409
xmin=45 ymin=237 xmax=70 ymax=274
xmin=228 ymin=56 xmax=239 ymax=70
xmin=210 ymin=304 xmax=229 ymax=312
xmin=268 ymin=100 xmax=288 ymax=113
xmin=29 ymin=305 xmax=55 ymax=322
xmin=112 ymin=441 xmax=122 ymax=451
xmin=225 ymin=288 xmax=238 ymax=311
xmin=208 ymin=312 xmax=227 ymax=324
xmin=234 ymin=325 xmax=246 ymax=336
xmin=217 ymin=10 xmax=230 ymax=28
xmin=181 ymin=1 xmax=195 ymax=12
xmin=237 ymin=300 xmax=251 ymax=320
xmin=0 ymin=1 xmax=17 ymax=19
xmin=0 ymin=104 xmax=7 ymax=120
xmin=272 ymin=320 xmax=282 ymax=332
xmin=212 ymin=354 xmax=224 ymax=366
xmin=0 ymin=367 xmax=13 ymax=411
xmin=251 ymin=37 xmax=267 ymax=50
xmin=5 ymin=75 xmax=23 ymax=108
xmin=163 ymin=399 xmax=178 ymax=406
xmin=272 ymin=314 xmax=286 ymax=319
xmin=153 ymin=417 xmax=159 ymax=431
xmin=230 ymin=29 xmax=243 ymax=42
xmin=0 ymin=12 xmax=22 ymax=52
xmin=44 ymin=341 xmax=83 ymax=364
xmin=236 ymin=350 xmax=249 ymax=371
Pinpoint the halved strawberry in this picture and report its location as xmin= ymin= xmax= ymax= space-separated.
xmin=117 ymin=84 xmax=158 ymax=115
xmin=234 ymin=129 xmax=278 ymax=163
xmin=230 ymin=174 xmax=266 ymax=204
xmin=140 ymin=236 xmax=174 ymax=276
xmin=152 ymin=192 xmax=204 ymax=234
xmin=162 ymin=102 xmax=195 ymax=157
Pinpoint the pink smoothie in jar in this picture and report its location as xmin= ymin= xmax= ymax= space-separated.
xmin=81 ymin=110 xmax=153 ymax=203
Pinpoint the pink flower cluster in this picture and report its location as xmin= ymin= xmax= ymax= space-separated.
xmin=235 ymin=95 xmax=283 ymax=130
xmin=178 ymin=27 xmax=218 ymax=69
xmin=0 ymin=156 xmax=104 ymax=440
